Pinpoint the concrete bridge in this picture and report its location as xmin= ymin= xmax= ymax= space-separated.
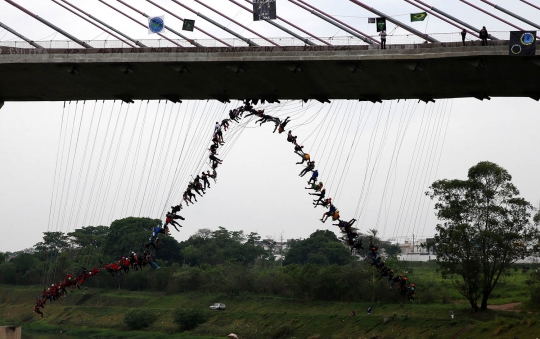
xmin=0 ymin=39 xmax=539 ymax=104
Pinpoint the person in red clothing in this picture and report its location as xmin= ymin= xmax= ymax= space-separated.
xmin=34 ymin=300 xmax=44 ymax=318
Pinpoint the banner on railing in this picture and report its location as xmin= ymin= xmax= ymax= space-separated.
xmin=253 ymin=0 xmax=276 ymax=21
xmin=509 ymin=31 xmax=536 ymax=56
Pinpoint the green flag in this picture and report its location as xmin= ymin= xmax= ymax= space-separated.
xmin=410 ymin=12 xmax=427 ymax=22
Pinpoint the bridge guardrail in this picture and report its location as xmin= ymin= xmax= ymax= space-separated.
xmin=0 ymin=31 xmax=516 ymax=49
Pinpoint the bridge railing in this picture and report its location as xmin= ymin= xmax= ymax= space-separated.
xmin=0 ymin=31 xmax=512 ymax=49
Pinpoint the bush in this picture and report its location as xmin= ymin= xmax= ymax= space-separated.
xmin=123 ymin=309 xmax=157 ymax=330
xmin=173 ymin=309 xmax=207 ymax=330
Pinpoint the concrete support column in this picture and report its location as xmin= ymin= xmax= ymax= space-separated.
xmin=0 ymin=326 xmax=21 ymax=339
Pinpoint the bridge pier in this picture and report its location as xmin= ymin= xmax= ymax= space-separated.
xmin=0 ymin=326 xmax=21 ymax=339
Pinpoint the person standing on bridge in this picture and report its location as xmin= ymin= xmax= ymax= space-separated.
xmin=461 ymin=29 xmax=467 ymax=46
xmin=379 ymin=30 xmax=387 ymax=49
xmin=480 ymin=26 xmax=488 ymax=46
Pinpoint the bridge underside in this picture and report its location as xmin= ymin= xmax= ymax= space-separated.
xmin=1 ymin=42 xmax=539 ymax=103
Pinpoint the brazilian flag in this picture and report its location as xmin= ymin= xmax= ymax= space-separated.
xmin=411 ymin=12 xmax=427 ymax=22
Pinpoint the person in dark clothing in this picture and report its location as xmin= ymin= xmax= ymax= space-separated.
xmin=310 ymin=188 xmax=326 ymax=205
xmin=299 ymin=161 xmax=315 ymax=177
xmin=202 ymin=171 xmax=211 ymax=189
xmin=171 ymin=204 xmax=182 ymax=214
xmin=287 ymin=131 xmax=298 ymax=144
xmin=165 ymin=212 xmax=184 ymax=231
xmin=480 ymin=26 xmax=488 ymax=46
xmin=183 ymin=191 xmax=192 ymax=206
xmin=221 ymin=118 xmax=230 ymax=131
xmin=209 ymin=154 xmax=223 ymax=167
xmin=274 ymin=116 xmax=291 ymax=133
xmin=314 ymin=197 xmax=331 ymax=208
xmin=294 ymin=144 xmax=305 ymax=156
xmin=461 ymin=29 xmax=466 ymax=46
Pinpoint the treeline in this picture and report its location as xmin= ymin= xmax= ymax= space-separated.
xmin=0 ymin=217 xmax=411 ymax=303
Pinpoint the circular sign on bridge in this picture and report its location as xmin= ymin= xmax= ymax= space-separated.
xmin=521 ymin=32 xmax=535 ymax=46
xmin=148 ymin=16 xmax=165 ymax=34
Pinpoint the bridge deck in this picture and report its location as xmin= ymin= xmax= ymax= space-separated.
xmin=0 ymin=40 xmax=538 ymax=102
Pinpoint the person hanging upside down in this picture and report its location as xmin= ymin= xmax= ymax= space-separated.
xmin=275 ymin=116 xmax=291 ymax=133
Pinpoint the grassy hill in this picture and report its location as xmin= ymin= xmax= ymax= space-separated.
xmin=2 ymin=276 xmax=540 ymax=339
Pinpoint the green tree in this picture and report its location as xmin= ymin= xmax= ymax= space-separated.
xmin=427 ymin=161 xmax=539 ymax=311
xmin=123 ymin=309 xmax=157 ymax=330
xmin=34 ymin=232 xmax=69 ymax=254
xmin=283 ymin=230 xmax=352 ymax=266
xmin=68 ymin=226 xmax=109 ymax=248
xmin=104 ymin=217 xmax=162 ymax=258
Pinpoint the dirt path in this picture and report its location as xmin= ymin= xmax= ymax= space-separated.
xmin=488 ymin=302 xmax=522 ymax=311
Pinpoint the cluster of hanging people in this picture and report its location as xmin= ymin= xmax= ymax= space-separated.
xmin=34 ymin=100 xmax=416 ymax=317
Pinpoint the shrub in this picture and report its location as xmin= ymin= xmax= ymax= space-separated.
xmin=123 ymin=309 xmax=157 ymax=330
xmin=173 ymin=309 xmax=207 ymax=330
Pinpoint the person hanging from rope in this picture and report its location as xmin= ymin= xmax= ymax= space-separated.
xmin=171 ymin=204 xmax=183 ymax=214
xmin=211 ymin=135 xmax=220 ymax=148
xmin=209 ymin=154 xmax=223 ymax=167
xmin=215 ymin=126 xmax=224 ymax=145
xmin=145 ymin=251 xmax=160 ymax=270
xmin=187 ymin=182 xmax=201 ymax=198
xmin=183 ymin=190 xmax=193 ymax=206
xmin=221 ymin=118 xmax=230 ymax=131
xmin=209 ymin=143 xmax=219 ymax=155
xmin=350 ymin=236 xmax=364 ymax=253
xmin=153 ymin=224 xmax=170 ymax=238
xmin=305 ymin=181 xmax=323 ymax=192
xmin=34 ymin=299 xmax=44 ymax=318
xmin=256 ymin=113 xmax=280 ymax=127
xmin=186 ymin=186 xmax=198 ymax=202
xmin=334 ymin=218 xmax=357 ymax=232
xmin=274 ymin=116 xmax=291 ymax=133
xmin=296 ymin=152 xmax=311 ymax=165
xmin=208 ymin=169 xmax=217 ymax=183
xmin=244 ymin=108 xmax=263 ymax=119
xmin=229 ymin=109 xmax=241 ymax=122
xmin=294 ymin=144 xmax=305 ymax=156
xmin=299 ymin=160 xmax=315 ymax=177
xmin=314 ymin=197 xmax=331 ymax=208
xmin=202 ymin=171 xmax=211 ymax=189
xmin=165 ymin=211 xmax=184 ymax=231
xmin=321 ymin=202 xmax=336 ymax=223
xmin=407 ymin=283 xmax=415 ymax=301
xmin=307 ymin=169 xmax=318 ymax=185
xmin=287 ymin=131 xmax=298 ymax=144
xmin=194 ymin=175 xmax=206 ymax=194
xmin=310 ymin=187 xmax=326 ymax=204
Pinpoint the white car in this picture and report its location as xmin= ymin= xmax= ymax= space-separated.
xmin=209 ymin=303 xmax=226 ymax=310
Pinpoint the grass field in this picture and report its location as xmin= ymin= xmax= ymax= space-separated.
xmin=2 ymin=263 xmax=540 ymax=339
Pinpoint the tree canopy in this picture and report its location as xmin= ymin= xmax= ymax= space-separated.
xmin=283 ymin=230 xmax=353 ymax=266
xmin=427 ymin=161 xmax=539 ymax=311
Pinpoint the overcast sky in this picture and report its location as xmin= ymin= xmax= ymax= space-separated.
xmin=1 ymin=0 xmax=540 ymax=252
